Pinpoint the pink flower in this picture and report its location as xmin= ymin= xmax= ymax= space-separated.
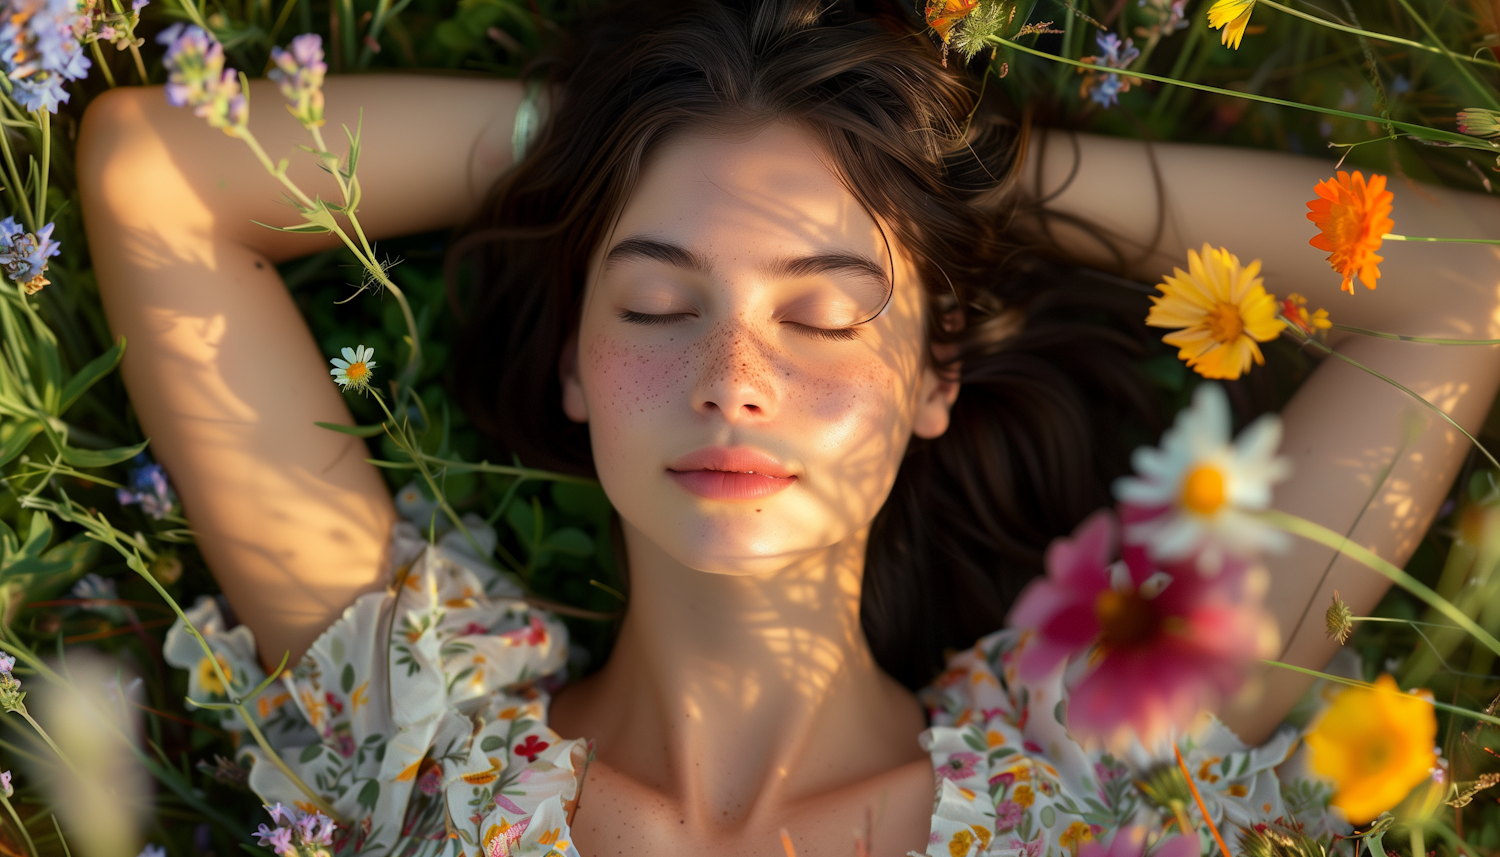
xmin=936 ymin=751 xmax=980 ymax=782
xmin=1007 ymin=510 xmax=1275 ymax=748
xmin=996 ymin=800 xmax=1024 ymax=831
xmin=1077 ymin=828 xmax=1198 ymax=857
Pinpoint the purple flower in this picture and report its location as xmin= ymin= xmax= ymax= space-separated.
xmin=130 ymin=0 xmax=146 ymax=9
xmin=0 ymin=770 xmax=12 ymax=798
xmin=0 ymin=217 xmax=60 ymax=295
xmin=937 ymin=751 xmax=981 ymax=782
xmin=264 ymin=802 xmax=293 ymax=826
xmin=313 ymin=814 xmax=336 ymax=846
xmin=1078 ymin=32 xmax=1141 ymax=109
xmin=268 ymin=33 xmax=326 ymax=128
xmin=0 ymin=0 xmax=91 ymax=113
xmin=157 ymin=23 xmax=246 ymax=133
xmin=996 ymin=800 xmax=1024 ymax=832
xmin=266 ymin=828 xmax=293 ymax=856
xmin=116 ymin=453 xmax=175 ymax=519
xmin=0 ymin=652 xmax=15 ymax=676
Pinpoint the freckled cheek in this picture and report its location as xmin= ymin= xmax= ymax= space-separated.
xmin=789 ymin=359 xmax=910 ymax=454
xmin=581 ymin=334 xmax=694 ymax=431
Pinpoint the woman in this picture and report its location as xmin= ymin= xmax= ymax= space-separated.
xmin=77 ymin=0 xmax=1500 ymax=854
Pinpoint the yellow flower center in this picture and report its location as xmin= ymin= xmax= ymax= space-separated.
xmin=1205 ymin=302 xmax=1245 ymax=344
xmin=1094 ymin=589 xmax=1157 ymax=650
xmin=1181 ymin=465 xmax=1226 ymax=515
xmin=345 ymin=361 xmax=369 ymax=382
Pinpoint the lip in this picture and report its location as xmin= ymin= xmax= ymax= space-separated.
xmin=666 ymin=446 xmax=797 ymax=500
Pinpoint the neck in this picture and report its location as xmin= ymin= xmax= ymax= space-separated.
xmin=552 ymin=520 xmax=926 ymax=823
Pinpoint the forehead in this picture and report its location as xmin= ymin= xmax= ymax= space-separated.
xmin=605 ymin=122 xmax=888 ymax=264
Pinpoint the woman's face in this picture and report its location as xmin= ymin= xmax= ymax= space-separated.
xmin=563 ymin=122 xmax=957 ymax=575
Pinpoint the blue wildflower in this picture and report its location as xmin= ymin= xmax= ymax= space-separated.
xmin=268 ymin=33 xmax=326 ymax=128
xmin=70 ymin=572 xmax=120 ymax=614
xmin=117 ymin=453 xmax=175 ymax=520
xmin=0 ymin=0 xmax=91 ymax=113
xmin=157 ymin=23 xmax=247 ymax=134
xmin=1078 ymin=32 xmax=1141 ymax=108
xmin=0 ymin=217 xmax=60 ymax=295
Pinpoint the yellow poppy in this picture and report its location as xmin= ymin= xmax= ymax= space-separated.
xmin=1305 ymin=674 xmax=1436 ymax=824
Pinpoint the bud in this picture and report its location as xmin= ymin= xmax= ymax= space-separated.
xmin=1325 ymin=590 xmax=1354 ymax=645
xmin=1458 ymin=108 xmax=1500 ymax=138
xmin=149 ymin=552 xmax=183 ymax=585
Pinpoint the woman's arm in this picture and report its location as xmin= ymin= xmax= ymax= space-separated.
xmin=77 ymin=75 xmax=524 ymax=668
xmin=1029 ymin=132 xmax=1500 ymax=743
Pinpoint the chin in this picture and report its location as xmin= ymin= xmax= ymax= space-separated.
xmin=634 ymin=500 xmax=850 ymax=577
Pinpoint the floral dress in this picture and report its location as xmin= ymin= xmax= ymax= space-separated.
xmin=165 ymin=519 xmax=1351 ymax=857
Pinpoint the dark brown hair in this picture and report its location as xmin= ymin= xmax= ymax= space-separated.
xmin=451 ymin=0 xmax=1162 ymax=689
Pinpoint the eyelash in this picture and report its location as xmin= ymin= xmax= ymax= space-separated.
xmin=618 ymin=311 xmax=861 ymax=342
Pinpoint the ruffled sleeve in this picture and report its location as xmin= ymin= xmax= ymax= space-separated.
xmin=916 ymin=629 xmax=1348 ymax=857
xmin=164 ymin=518 xmax=590 ymax=857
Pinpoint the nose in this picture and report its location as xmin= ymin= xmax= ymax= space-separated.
xmin=691 ymin=319 xmax=780 ymax=423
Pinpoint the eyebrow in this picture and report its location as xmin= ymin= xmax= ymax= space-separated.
xmin=603 ymin=236 xmax=891 ymax=293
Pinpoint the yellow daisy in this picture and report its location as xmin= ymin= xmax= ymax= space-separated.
xmin=1207 ymin=0 xmax=1256 ymax=50
xmin=1146 ymin=244 xmax=1285 ymax=380
xmin=1305 ymin=674 xmax=1436 ymax=824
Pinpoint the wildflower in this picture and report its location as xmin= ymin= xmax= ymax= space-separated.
xmin=0 ymin=650 xmax=24 ymax=713
xmin=1458 ymin=108 xmax=1500 ymax=139
xmin=256 ymin=803 xmax=337 ymax=857
xmin=70 ymin=572 xmax=118 ymax=612
xmin=116 ymin=453 xmax=175 ymax=519
xmin=1114 ymin=384 xmax=1291 ymax=573
xmin=1306 ymin=171 xmax=1394 ymax=294
xmin=1077 ymin=827 xmax=1199 ymax=857
xmin=1279 ymin=293 xmax=1331 ymax=336
xmin=1006 ymin=509 xmax=1277 ymax=749
xmin=0 ymin=771 xmax=11 ymax=798
xmin=1305 ymin=674 xmax=1436 ymax=824
xmin=268 ymin=33 xmax=326 ymax=128
xmin=925 ymin=0 xmax=980 ymax=42
xmin=137 ymin=846 xmax=166 ymax=857
xmin=330 ymin=345 xmax=377 ymax=392
xmin=1325 ymin=590 xmax=1353 ymax=644
xmin=0 ymin=217 xmax=60 ymax=295
xmin=1206 ymin=0 xmax=1256 ymax=50
xmin=1136 ymin=0 xmax=1188 ymax=38
xmin=0 ymin=0 xmax=91 ymax=113
xmin=1145 ymin=244 xmax=1284 ymax=381
xmin=77 ymin=0 xmax=145 ymax=52
xmin=157 ymin=23 xmax=247 ymax=134
xmin=1078 ymin=32 xmax=1141 ymax=108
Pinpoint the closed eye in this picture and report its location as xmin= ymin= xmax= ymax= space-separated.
xmin=619 ymin=310 xmax=695 ymax=326
xmin=785 ymin=322 xmax=861 ymax=342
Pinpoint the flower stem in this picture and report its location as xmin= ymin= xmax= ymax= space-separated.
xmin=1390 ymin=0 xmax=1500 ymax=112
xmin=987 ymin=35 xmax=1490 ymax=149
xmin=14 ymin=708 xmax=79 ymax=778
xmin=1262 ymin=510 xmax=1500 ymax=659
xmin=1263 ymin=660 xmax=1500 ymax=725
xmin=1173 ymin=744 xmax=1230 ymax=857
xmin=88 ymin=41 xmax=116 ymax=88
xmin=1255 ymin=0 xmax=1500 ymax=70
xmin=0 ymin=121 xmax=36 ymax=233
xmin=1284 ymin=328 xmax=1500 ymax=472
xmin=33 ymin=111 xmax=48 ymax=228
xmin=0 ymin=793 xmax=36 ymax=857
xmin=1383 ymin=234 xmax=1500 ymax=245
xmin=1330 ymin=323 xmax=1500 ymax=345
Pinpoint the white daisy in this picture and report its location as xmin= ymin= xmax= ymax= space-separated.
xmin=1113 ymin=383 xmax=1290 ymax=574
xmin=329 ymin=345 xmax=377 ymax=392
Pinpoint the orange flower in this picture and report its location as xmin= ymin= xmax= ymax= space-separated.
xmin=1278 ymin=293 xmax=1330 ymax=335
xmin=1306 ymin=171 xmax=1394 ymax=294
xmin=1305 ymin=674 xmax=1436 ymax=824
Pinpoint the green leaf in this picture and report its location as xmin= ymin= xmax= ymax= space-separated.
xmin=315 ymin=421 xmax=386 ymax=438
xmin=543 ymin=527 xmax=593 ymax=557
xmin=59 ymin=336 xmax=124 ymax=413
xmin=0 ymin=420 xmax=41 ymax=467
xmin=60 ymin=438 xmax=149 ymax=469
xmin=480 ymin=735 xmax=503 ymax=752
xmin=357 ymin=779 xmax=379 ymax=809
xmin=341 ymin=663 xmax=355 ymax=694
xmin=299 ymin=745 xmax=323 ymax=763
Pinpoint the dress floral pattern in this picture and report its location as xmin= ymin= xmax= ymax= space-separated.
xmin=166 ymin=520 xmax=1352 ymax=857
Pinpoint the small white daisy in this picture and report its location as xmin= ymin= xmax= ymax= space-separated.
xmin=330 ymin=345 xmax=377 ymax=392
xmin=1113 ymin=383 xmax=1290 ymax=574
